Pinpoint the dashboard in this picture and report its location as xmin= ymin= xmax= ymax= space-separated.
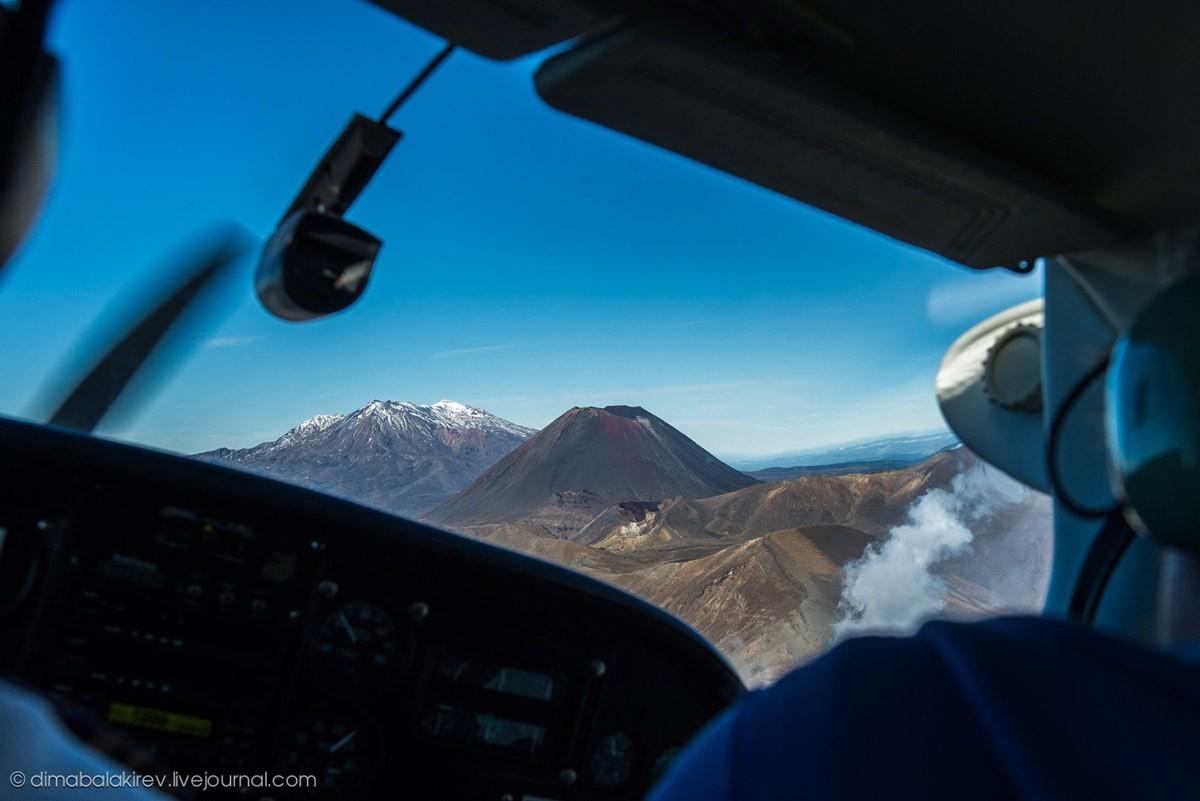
xmin=0 ymin=417 xmax=742 ymax=800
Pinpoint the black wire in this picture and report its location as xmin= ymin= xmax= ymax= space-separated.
xmin=379 ymin=43 xmax=456 ymax=125
xmin=1066 ymin=509 xmax=1136 ymax=623
xmin=1045 ymin=356 xmax=1121 ymax=518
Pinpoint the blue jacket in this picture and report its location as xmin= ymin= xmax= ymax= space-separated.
xmin=651 ymin=617 xmax=1200 ymax=800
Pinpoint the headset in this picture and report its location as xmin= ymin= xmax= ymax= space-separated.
xmin=1107 ymin=271 xmax=1200 ymax=552
xmin=1051 ymin=269 xmax=1200 ymax=622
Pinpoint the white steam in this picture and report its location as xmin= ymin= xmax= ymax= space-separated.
xmin=834 ymin=462 xmax=1028 ymax=640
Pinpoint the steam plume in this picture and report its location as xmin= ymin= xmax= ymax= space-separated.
xmin=834 ymin=461 xmax=1028 ymax=640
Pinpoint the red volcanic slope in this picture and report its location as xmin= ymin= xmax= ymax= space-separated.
xmin=426 ymin=405 xmax=758 ymax=527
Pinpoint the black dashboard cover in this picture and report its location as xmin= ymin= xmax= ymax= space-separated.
xmin=535 ymin=23 xmax=1119 ymax=270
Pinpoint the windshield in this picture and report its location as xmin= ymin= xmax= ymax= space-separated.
xmin=0 ymin=0 xmax=1051 ymax=686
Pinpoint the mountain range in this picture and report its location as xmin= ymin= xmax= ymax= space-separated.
xmin=728 ymin=430 xmax=960 ymax=473
xmin=195 ymin=400 xmax=535 ymax=515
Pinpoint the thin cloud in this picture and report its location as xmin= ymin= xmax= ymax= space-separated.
xmin=205 ymin=335 xmax=258 ymax=349
xmin=474 ymin=379 xmax=790 ymax=408
xmin=672 ymin=419 xmax=814 ymax=432
xmin=430 ymin=344 xmax=516 ymax=360
xmin=926 ymin=271 xmax=1040 ymax=326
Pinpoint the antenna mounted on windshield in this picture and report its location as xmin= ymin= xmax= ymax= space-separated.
xmin=257 ymin=43 xmax=456 ymax=322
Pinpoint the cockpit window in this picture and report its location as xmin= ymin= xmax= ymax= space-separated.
xmin=0 ymin=0 xmax=1051 ymax=687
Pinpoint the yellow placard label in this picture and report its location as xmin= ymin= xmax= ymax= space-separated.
xmin=107 ymin=703 xmax=213 ymax=738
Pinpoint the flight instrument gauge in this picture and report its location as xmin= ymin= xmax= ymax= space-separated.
xmin=285 ymin=707 xmax=380 ymax=796
xmin=312 ymin=602 xmax=402 ymax=684
xmin=590 ymin=732 xmax=637 ymax=788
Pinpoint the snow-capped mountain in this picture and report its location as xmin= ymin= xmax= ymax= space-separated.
xmin=195 ymin=400 xmax=536 ymax=516
xmin=273 ymin=413 xmax=344 ymax=448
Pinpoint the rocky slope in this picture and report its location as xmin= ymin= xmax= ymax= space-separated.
xmin=466 ymin=447 xmax=1051 ymax=686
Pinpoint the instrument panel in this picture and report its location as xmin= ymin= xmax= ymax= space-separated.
xmin=0 ymin=417 xmax=742 ymax=800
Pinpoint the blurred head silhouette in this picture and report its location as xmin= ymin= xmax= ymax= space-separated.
xmin=0 ymin=0 xmax=59 ymax=273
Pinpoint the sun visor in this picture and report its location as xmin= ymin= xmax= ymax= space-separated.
xmin=937 ymin=299 xmax=1047 ymax=491
xmin=368 ymin=0 xmax=617 ymax=60
xmin=536 ymin=24 xmax=1118 ymax=269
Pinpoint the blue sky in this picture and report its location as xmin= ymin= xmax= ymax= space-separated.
xmin=0 ymin=0 xmax=1041 ymax=458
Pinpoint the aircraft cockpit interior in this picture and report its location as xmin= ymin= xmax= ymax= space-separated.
xmin=2 ymin=2 xmax=1199 ymax=800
